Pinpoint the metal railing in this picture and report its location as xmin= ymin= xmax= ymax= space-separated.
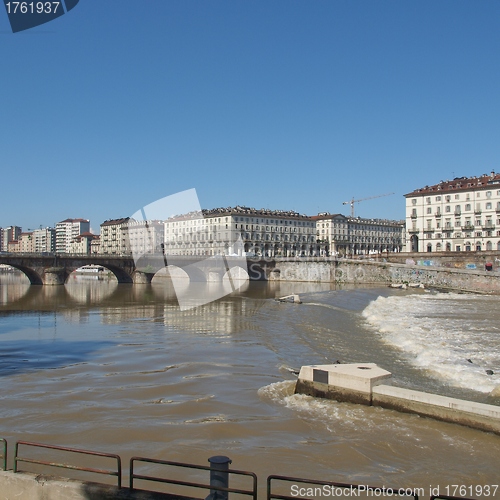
xmin=0 ymin=439 xmax=482 ymax=500
xmin=14 ymin=441 xmax=122 ymax=487
xmin=130 ymin=456 xmax=257 ymax=499
xmin=267 ymin=475 xmax=420 ymax=500
xmin=0 ymin=438 xmax=6 ymax=471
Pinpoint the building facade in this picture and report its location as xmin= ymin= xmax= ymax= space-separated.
xmin=125 ymin=219 xmax=165 ymax=257
xmin=314 ymin=213 xmax=404 ymax=256
xmin=33 ymin=228 xmax=56 ymax=253
xmin=1 ymin=226 xmax=22 ymax=252
xmin=56 ymin=219 xmax=90 ymax=253
xmin=68 ymin=232 xmax=99 ymax=254
xmin=163 ymin=207 xmax=316 ymax=257
xmin=405 ymin=172 xmax=500 ymax=252
xmin=18 ymin=232 xmax=34 ymax=253
xmin=99 ymin=218 xmax=131 ymax=255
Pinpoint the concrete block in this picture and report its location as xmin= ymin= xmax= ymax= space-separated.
xmin=373 ymin=385 xmax=500 ymax=435
xmin=295 ymin=363 xmax=392 ymax=405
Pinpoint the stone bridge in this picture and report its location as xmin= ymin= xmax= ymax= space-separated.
xmin=0 ymin=254 xmax=249 ymax=285
xmin=2 ymin=254 xmax=498 ymax=294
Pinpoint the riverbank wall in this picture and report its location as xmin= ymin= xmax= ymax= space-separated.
xmin=265 ymin=258 xmax=500 ymax=294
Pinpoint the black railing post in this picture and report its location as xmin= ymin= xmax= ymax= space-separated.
xmin=206 ymin=455 xmax=232 ymax=500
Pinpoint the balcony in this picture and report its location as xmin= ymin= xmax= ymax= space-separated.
xmin=434 ymin=212 xmax=442 ymax=217
xmin=482 ymin=224 xmax=495 ymax=230
xmin=410 ymin=214 xmax=417 ymax=219
xmin=408 ymin=228 xmax=419 ymax=234
xmin=462 ymin=224 xmax=475 ymax=231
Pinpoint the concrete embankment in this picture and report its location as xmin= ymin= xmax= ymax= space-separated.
xmin=0 ymin=470 xmax=191 ymax=500
xmin=295 ymin=363 xmax=500 ymax=435
xmin=266 ymin=258 xmax=500 ymax=294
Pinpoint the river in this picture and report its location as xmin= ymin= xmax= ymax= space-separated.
xmin=0 ymin=272 xmax=499 ymax=498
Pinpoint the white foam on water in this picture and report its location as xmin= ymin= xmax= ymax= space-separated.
xmin=258 ymin=381 xmax=414 ymax=434
xmin=362 ymin=293 xmax=500 ymax=392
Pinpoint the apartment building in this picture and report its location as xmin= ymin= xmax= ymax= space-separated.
xmin=18 ymin=232 xmax=34 ymax=253
xmin=68 ymin=232 xmax=99 ymax=254
xmin=125 ymin=219 xmax=164 ymax=257
xmin=56 ymin=219 xmax=90 ymax=253
xmin=314 ymin=213 xmax=404 ymax=256
xmin=164 ymin=206 xmax=316 ymax=257
xmin=99 ymin=218 xmax=130 ymax=255
xmin=33 ymin=228 xmax=56 ymax=253
xmin=405 ymin=172 xmax=500 ymax=252
xmin=1 ymin=226 xmax=22 ymax=252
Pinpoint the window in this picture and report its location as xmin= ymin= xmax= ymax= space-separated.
xmin=455 ymin=194 xmax=460 ymax=200
xmin=445 ymin=206 xmax=451 ymax=212
xmin=486 ymin=202 xmax=492 ymax=210
xmin=411 ymin=199 xmax=417 ymax=205
xmin=426 ymin=197 xmax=431 ymax=204
xmin=487 ymin=191 xmax=492 ymax=198
xmin=465 ymin=204 xmax=471 ymax=211
xmin=446 ymin=195 xmax=451 ymax=202
xmin=427 ymin=207 xmax=432 ymax=214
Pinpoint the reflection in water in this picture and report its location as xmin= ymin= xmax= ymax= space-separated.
xmin=0 ymin=274 xmax=499 ymax=492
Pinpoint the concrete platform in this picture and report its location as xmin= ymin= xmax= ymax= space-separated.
xmin=295 ymin=363 xmax=500 ymax=434
xmin=372 ymin=384 xmax=500 ymax=435
xmin=295 ymin=363 xmax=392 ymax=405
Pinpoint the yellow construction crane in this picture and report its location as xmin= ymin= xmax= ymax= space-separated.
xmin=343 ymin=193 xmax=394 ymax=217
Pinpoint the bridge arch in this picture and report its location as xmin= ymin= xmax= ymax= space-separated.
xmin=222 ymin=265 xmax=249 ymax=285
xmin=1 ymin=264 xmax=43 ymax=285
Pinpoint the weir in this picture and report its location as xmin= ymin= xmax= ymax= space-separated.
xmin=295 ymin=363 xmax=500 ymax=435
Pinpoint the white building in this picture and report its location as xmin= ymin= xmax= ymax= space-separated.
xmin=125 ymin=219 xmax=164 ymax=257
xmin=164 ymin=206 xmax=316 ymax=257
xmin=405 ymin=171 xmax=500 ymax=252
xmin=33 ymin=228 xmax=56 ymax=253
xmin=314 ymin=213 xmax=404 ymax=256
xmin=56 ymin=219 xmax=90 ymax=253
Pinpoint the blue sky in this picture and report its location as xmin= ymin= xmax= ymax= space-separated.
xmin=1 ymin=0 xmax=499 ymax=232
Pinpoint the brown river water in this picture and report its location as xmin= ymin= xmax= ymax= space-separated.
xmin=0 ymin=272 xmax=499 ymax=498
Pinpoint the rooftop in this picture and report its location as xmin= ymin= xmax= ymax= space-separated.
xmin=405 ymin=171 xmax=500 ymax=197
